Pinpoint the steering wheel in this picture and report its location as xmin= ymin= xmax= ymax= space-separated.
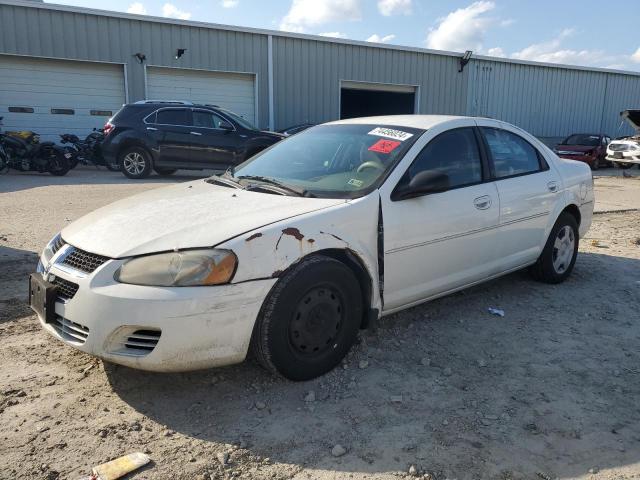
xmin=357 ymin=161 xmax=385 ymax=173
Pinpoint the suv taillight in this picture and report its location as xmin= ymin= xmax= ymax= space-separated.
xmin=103 ymin=121 xmax=115 ymax=136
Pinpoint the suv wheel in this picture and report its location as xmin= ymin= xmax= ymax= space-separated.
xmin=120 ymin=147 xmax=152 ymax=179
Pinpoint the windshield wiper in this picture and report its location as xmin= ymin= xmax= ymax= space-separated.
xmin=205 ymin=174 xmax=243 ymax=189
xmin=236 ymin=175 xmax=314 ymax=197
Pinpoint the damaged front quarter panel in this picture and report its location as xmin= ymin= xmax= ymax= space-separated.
xmin=216 ymin=193 xmax=383 ymax=312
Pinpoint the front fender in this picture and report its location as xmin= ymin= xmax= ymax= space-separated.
xmin=217 ymin=193 xmax=382 ymax=311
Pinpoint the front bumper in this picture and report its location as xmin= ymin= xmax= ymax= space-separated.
xmin=606 ymin=151 xmax=640 ymax=164
xmin=37 ymin=250 xmax=276 ymax=372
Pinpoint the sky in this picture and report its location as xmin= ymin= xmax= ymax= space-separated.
xmin=46 ymin=0 xmax=640 ymax=72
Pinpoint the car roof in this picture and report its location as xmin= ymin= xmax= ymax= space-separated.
xmin=328 ymin=114 xmax=472 ymax=130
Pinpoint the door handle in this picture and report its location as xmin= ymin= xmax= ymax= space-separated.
xmin=190 ymin=131 xmax=202 ymax=136
xmin=547 ymin=181 xmax=559 ymax=193
xmin=146 ymin=127 xmax=158 ymax=131
xmin=473 ymin=195 xmax=492 ymax=210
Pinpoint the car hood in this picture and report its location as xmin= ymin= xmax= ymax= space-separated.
xmin=555 ymin=145 xmax=596 ymax=153
xmin=622 ymin=110 xmax=640 ymax=131
xmin=61 ymin=180 xmax=346 ymax=258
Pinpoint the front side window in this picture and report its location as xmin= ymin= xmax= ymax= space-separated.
xmin=231 ymin=124 xmax=424 ymax=199
xmin=156 ymin=108 xmax=190 ymax=126
xmin=402 ymin=127 xmax=483 ymax=190
xmin=193 ymin=110 xmax=225 ymax=129
xmin=482 ymin=128 xmax=542 ymax=179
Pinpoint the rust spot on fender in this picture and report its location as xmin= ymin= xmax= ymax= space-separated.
xmin=246 ymin=232 xmax=263 ymax=242
xmin=307 ymin=238 xmax=315 ymax=244
xmin=282 ymin=227 xmax=304 ymax=241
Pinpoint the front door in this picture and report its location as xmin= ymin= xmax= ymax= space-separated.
xmin=154 ymin=107 xmax=193 ymax=167
xmin=478 ymin=121 xmax=561 ymax=270
xmin=380 ymin=123 xmax=500 ymax=311
xmin=189 ymin=109 xmax=242 ymax=169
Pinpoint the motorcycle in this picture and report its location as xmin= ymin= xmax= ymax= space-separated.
xmin=0 ymin=117 xmax=71 ymax=176
xmin=60 ymin=128 xmax=119 ymax=171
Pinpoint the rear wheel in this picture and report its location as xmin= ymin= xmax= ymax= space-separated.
xmin=48 ymin=153 xmax=71 ymax=176
xmin=530 ymin=212 xmax=578 ymax=284
xmin=120 ymin=147 xmax=152 ymax=179
xmin=251 ymin=255 xmax=362 ymax=381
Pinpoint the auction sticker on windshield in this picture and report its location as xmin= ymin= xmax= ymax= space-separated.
xmin=368 ymin=127 xmax=414 ymax=141
xmin=368 ymin=139 xmax=401 ymax=154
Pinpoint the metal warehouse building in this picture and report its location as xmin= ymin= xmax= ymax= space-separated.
xmin=1 ymin=0 xmax=639 ymax=142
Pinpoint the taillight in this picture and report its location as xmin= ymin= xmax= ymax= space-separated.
xmin=103 ymin=121 xmax=115 ymax=136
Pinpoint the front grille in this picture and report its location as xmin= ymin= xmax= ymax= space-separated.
xmin=609 ymin=144 xmax=633 ymax=152
xmin=51 ymin=276 xmax=79 ymax=300
xmin=52 ymin=316 xmax=90 ymax=344
xmin=51 ymin=235 xmax=65 ymax=255
xmin=62 ymin=247 xmax=109 ymax=274
xmin=123 ymin=329 xmax=161 ymax=356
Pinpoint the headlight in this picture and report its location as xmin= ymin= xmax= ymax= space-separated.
xmin=42 ymin=233 xmax=62 ymax=264
xmin=114 ymin=249 xmax=237 ymax=287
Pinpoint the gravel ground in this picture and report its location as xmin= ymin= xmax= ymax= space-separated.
xmin=1 ymin=168 xmax=639 ymax=480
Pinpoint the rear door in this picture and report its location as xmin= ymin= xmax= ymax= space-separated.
xmin=152 ymin=108 xmax=193 ymax=167
xmin=478 ymin=120 xmax=561 ymax=269
xmin=189 ymin=109 xmax=243 ymax=169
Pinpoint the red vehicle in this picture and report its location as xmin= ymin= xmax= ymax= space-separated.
xmin=553 ymin=133 xmax=610 ymax=170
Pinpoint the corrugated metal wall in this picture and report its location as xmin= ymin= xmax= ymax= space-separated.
xmin=1 ymin=1 xmax=639 ymax=135
xmin=272 ymin=36 xmax=468 ymax=128
xmin=467 ymin=59 xmax=640 ymax=138
xmin=0 ymin=2 xmax=270 ymax=127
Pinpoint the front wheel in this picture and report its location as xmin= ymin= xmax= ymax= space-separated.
xmin=251 ymin=255 xmax=362 ymax=381
xmin=529 ymin=212 xmax=579 ymax=284
xmin=120 ymin=147 xmax=152 ymax=179
xmin=590 ymin=157 xmax=600 ymax=170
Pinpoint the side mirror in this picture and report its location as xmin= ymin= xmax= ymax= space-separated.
xmin=219 ymin=120 xmax=234 ymax=131
xmin=391 ymin=170 xmax=450 ymax=201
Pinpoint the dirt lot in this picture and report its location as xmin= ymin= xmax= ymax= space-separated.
xmin=1 ymin=168 xmax=639 ymax=480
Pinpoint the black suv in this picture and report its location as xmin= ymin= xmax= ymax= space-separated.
xmin=101 ymin=101 xmax=284 ymax=179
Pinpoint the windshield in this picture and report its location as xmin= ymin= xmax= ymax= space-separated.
xmin=221 ymin=109 xmax=258 ymax=131
xmin=562 ymin=134 xmax=600 ymax=146
xmin=231 ymin=124 xmax=424 ymax=199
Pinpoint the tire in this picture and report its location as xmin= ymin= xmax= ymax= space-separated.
xmin=529 ymin=212 xmax=579 ymax=284
xmin=48 ymin=153 xmax=71 ymax=176
xmin=590 ymin=157 xmax=599 ymax=170
xmin=614 ymin=162 xmax=634 ymax=170
xmin=154 ymin=167 xmax=177 ymax=176
xmin=119 ymin=147 xmax=152 ymax=179
xmin=251 ymin=255 xmax=363 ymax=381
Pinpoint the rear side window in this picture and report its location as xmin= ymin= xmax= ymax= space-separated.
xmin=156 ymin=108 xmax=190 ymax=126
xmin=404 ymin=127 xmax=483 ymax=189
xmin=192 ymin=110 xmax=225 ymax=129
xmin=482 ymin=128 xmax=542 ymax=179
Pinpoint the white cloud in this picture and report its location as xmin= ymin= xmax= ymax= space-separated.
xmin=162 ymin=3 xmax=192 ymax=20
xmin=487 ymin=47 xmax=506 ymax=57
xmin=280 ymin=0 xmax=361 ymax=33
xmin=426 ymin=1 xmax=495 ymax=52
xmin=632 ymin=47 xmax=640 ymax=63
xmin=499 ymin=18 xmax=514 ymax=27
xmin=510 ymin=29 xmax=616 ymax=67
xmin=319 ymin=31 xmax=348 ymax=38
xmin=367 ymin=33 xmax=396 ymax=43
xmin=378 ymin=0 xmax=412 ymax=16
xmin=221 ymin=0 xmax=239 ymax=7
xmin=126 ymin=2 xmax=147 ymax=15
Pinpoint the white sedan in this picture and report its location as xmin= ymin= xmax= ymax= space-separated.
xmin=30 ymin=115 xmax=594 ymax=380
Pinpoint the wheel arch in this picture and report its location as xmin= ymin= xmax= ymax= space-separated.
xmin=117 ymin=139 xmax=155 ymax=165
xmin=560 ymin=203 xmax=581 ymax=227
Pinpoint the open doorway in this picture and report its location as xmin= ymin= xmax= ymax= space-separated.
xmin=340 ymin=81 xmax=417 ymax=120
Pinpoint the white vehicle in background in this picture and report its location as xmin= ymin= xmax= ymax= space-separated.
xmin=607 ymin=110 xmax=640 ymax=169
xmin=30 ymin=115 xmax=594 ymax=380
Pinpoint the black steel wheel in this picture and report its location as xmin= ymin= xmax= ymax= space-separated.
xmin=252 ymin=255 xmax=362 ymax=381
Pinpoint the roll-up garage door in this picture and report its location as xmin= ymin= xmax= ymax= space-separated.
xmin=0 ymin=55 xmax=126 ymax=142
xmin=146 ymin=66 xmax=256 ymax=125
